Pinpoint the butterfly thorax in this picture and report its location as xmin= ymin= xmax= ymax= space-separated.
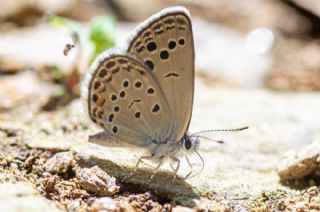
xmin=147 ymin=134 xmax=199 ymax=162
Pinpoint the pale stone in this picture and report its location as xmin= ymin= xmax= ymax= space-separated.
xmin=76 ymin=166 xmax=120 ymax=196
xmin=0 ymin=182 xmax=60 ymax=212
xmin=278 ymin=141 xmax=320 ymax=180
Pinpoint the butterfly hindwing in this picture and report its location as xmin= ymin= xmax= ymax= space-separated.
xmin=83 ymin=51 xmax=172 ymax=147
xmin=125 ymin=6 xmax=195 ymax=141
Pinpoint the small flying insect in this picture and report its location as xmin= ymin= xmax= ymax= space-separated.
xmin=63 ymin=43 xmax=75 ymax=56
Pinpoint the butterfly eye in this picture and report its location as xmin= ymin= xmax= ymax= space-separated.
xmin=184 ymin=139 xmax=192 ymax=150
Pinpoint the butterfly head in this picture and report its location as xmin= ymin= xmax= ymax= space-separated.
xmin=181 ymin=134 xmax=200 ymax=154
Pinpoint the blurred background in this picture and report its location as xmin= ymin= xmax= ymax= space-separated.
xmin=0 ymin=0 xmax=319 ymax=113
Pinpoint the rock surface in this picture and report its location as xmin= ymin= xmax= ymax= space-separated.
xmin=278 ymin=141 xmax=320 ymax=181
xmin=75 ymin=85 xmax=320 ymax=199
xmin=18 ymin=83 xmax=320 ymax=200
xmin=1 ymin=81 xmax=320 ymax=210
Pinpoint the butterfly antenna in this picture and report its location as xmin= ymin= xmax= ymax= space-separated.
xmin=195 ymin=135 xmax=224 ymax=144
xmin=191 ymin=126 xmax=249 ymax=136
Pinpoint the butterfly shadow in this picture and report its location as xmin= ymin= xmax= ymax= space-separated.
xmin=77 ymin=154 xmax=199 ymax=206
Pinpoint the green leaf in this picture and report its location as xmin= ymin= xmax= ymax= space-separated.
xmin=89 ymin=16 xmax=116 ymax=60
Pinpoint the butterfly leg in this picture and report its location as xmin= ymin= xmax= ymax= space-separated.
xmin=134 ymin=155 xmax=154 ymax=171
xmin=121 ymin=155 xmax=153 ymax=183
xmin=140 ymin=159 xmax=155 ymax=168
xmin=170 ymin=156 xmax=180 ymax=180
xmin=147 ymin=159 xmax=164 ymax=185
xmin=184 ymin=156 xmax=193 ymax=179
xmin=170 ymin=161 xmax=175 ymax=172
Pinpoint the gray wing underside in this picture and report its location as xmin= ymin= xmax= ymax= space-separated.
xmin=82 ymin=6 xmax=194 ymax=148
xmin=82 ymin=51 xmax=172 ymax=148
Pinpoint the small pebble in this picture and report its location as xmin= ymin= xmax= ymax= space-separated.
xmin=76 ymin=165 xmax=119 ymax=196
xmin=90 ymin=197 xmax=116 ymax=211
xmin=43 ymin=152 xmax=74 ymax=175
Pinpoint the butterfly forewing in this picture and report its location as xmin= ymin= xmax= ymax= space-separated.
xmin=126 ymin=7 xmax=195 ymax=142
xmin=85 ymin=53 xmax=172 ymax=147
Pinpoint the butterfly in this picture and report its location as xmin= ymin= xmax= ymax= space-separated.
xmin=82 ymin=6 xmax=247 ymax=181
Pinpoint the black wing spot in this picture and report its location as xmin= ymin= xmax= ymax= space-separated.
xmin=147 ymin=42 xmax=157 ymax=52
xmin=135 ymin=111 xmax=141 ymax=118
xmin=134 ymin=81 xmax=142 ymax=88
xmin=99 ymin=69 xmax=107 ymax=77
xmin=114 ymin=106 xmax=120 ymax=112
xmin=111 ymin=94 xmax=117 ymax=101
xmin=119 ymin=90 xmax=126 ymax=98
xmin=106 ymin=61 xmax=115 ymax=69
xmin=123 ymin=80 xmax=129 ymax=88
xmin=152 ymin=104 xmax=160 ymax=113
xmin=92 ymin=94 xmax=98 ymax=102
xmin=112 ymin=126 xmax=118 ymax=134
xmin=145 ymin=60 xmax=154 ymax=71
xmin=164 ymin=72 xmax=179 ymax=78
xmin=128 ymin=99 xmax=141 ymax=109
xmin=108 ymin=114 xmax=114 ymax=122
xmin=168 ymin=40 xmax=176 ymax=50
xmin=147 ymin=87 xmax=155 ymax=95
xmin=160 ymin=50 xmax=169 ymax=60
xmin=179 ymin=38 xmax=185 ymax=46
xmin=94 ymin=81 xmax=101 ymax=89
